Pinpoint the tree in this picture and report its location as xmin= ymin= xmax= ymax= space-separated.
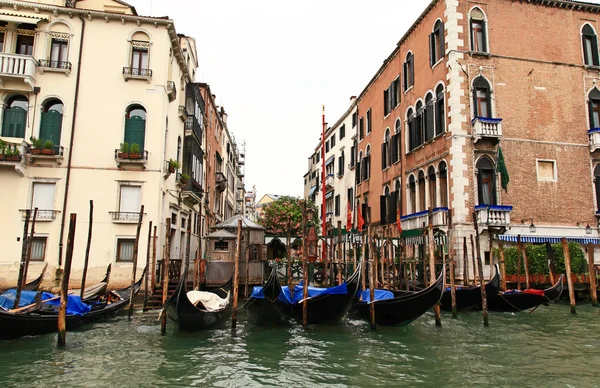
xmin=258 ymin=196 xmax=320 ymax=235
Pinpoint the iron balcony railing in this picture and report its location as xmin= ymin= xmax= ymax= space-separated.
xmin=38 ymin=59 xmax=72 ymax=71
xmin=122 ymin=67 xmax=152 ymax=77
xmin=20 ymin=209 xmax=60 ymax=221
xmin=167 ymin=81 xmax=177 ymax=102
xmin=110 ymin=211 xmax=143 ymax=222
xmin=185 ymin=116 xmax=203 ymax=142
xmin=114 ymin=149 xmax=149 ymax=161
xmin=27 ymin=144 xmax=65 ymax=157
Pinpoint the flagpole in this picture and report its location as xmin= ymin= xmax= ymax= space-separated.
xmin=321 ymin=105 xmax=327 ymax=262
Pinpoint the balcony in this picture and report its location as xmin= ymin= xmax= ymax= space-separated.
xmin=178 ymin=105 xmax=187 ymax=122
xmin=167 ymin=81 xmax=177 ymax=102
xmin=237 ymin=167 xmax=244 ymax=178
xmin=27 ymin=145 xmax=65 ymax=165
xmin=215 ymin=172 xmax=226 ymax=192
xmin=475 ymin=205 xmax=513 ymax=228
xmin=114 ymin=149 xmax=148 ymax=169
xmin=185 ymin=116 xmax=203 ymax=143
xmin=325 ymin=174 xmax=335 ymax=188
xmin=182 ymin=178 xmax=203 ymax=205
xmin=472 ymin=117 xmax=502 ymax=143
xmin=122 ymin=67 xmax=152 ymax=82
xmin=400 ymin=207 xmax=449 ymax=231
xmin=20 ymin=209 xmax=60 ymax=222
xmin=236 ymin=193 xmax=244 ymax=202
xmin=110 ymin=211 xmax=143 ymax=223
xmin=0 ymin=141 xmax=26 ymax=176
xmin=0 ymin=53 xmax=37 ymax=89
xmin=589 ymin=128 xmax=600 ymax=153
xmin=38 ymin=59 xmax=71 ymax=75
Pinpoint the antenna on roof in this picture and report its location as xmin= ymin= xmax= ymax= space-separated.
xmin=149 ymin=0 xmax=153 ymax=16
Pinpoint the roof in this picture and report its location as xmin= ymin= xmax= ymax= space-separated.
xmin=206 ymin=229 xmax=237 ymax=240
xmin=213 ymin=214 xmax=265 ymax=231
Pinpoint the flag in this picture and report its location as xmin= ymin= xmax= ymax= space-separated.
xmin=396 ymin=207 xmax=402 ymax=234
xmin=346 ymin=200 xmax=353 ymax=232
xmin=496 ymin=146 xmax=510 ymax=192
xmin=357 ymin=204 xmax=365 ymax=232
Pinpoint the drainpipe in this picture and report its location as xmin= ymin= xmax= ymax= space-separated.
xmin=57 ymin=16 xmax=85 ymax=267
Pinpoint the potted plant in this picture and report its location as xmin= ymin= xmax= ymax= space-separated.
xmin=30 ymin=137 xmax=43 ymax=154
xmin=129 ymin=143 xmax=141 ymax=159
xmin=42 ymin=140 xmax=55 ymax=155
xmin=6 ymin=147 xmax=21 ymax=161
xmin=0 ymin=139 xmax=5 ymax=160
xmin=179 ymin=173 xmax=190 ymax=185
xmin=168 ymin=159 xmax=180 ymax=174
xmin=118 ymin=142 xmax=129 ymax=159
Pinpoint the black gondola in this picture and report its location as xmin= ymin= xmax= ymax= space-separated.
xmin=72 ymin=264 xmax=112 ymax=302
xmin=1 ymin=263 xmax=48 ymax=294
xmin=439 ymin=264 xmax=501 ymax=311
xmin=164 ymin=272 xmax=232 ymax=331
xmin=289 ymin=263 xmax=362 ymax=324
xmin=0 ymin=269 xmax=144 ymax=340
xmin=487 ymin=274 xmax=564 ymax=312
xmin=245 ymin=265 xmax=290 ymax=326
xmin=354 ymin=269 xmax=445 ymax=326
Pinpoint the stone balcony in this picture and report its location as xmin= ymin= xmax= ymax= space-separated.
xmin=401 ymin=207 xmax=449 ymax=231
xmin=325 ymin=174 xmax=335 ymax=189
xmin=589 ymin=128 xmax=600 ymax=153
xmin=472 ymin=117 xmax=502 ymax=143
xmin=0 ymin=53 xmax=37 ymax=89
xmin=475 ymin=205 xmax=513 ymax=228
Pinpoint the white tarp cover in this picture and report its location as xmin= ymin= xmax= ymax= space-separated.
xmin=187 ymin=291 xmax=229 ymax=312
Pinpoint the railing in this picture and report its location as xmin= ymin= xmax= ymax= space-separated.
xmin=0 ymin=53 xmax=37 ymax=84
xmin=20 ymin=209 xmax=60 ymax=221
xmin=475 ymin=205 xmax=513 ymax=226
xmin=472 ymin=117 xmax=502 ymax=142
xmin=122 ymin=67 xmax=152 ymax=78
xmin=236 ymin=193 xmax=244 ymax=202
xmin=401 ymin=207 xmax=449 ymax=230
xmin=237 ymin=167 xmax=244 ymax=177
xmin=0 ymin=142 xmax=24 ymax=163
xmin=38 ymin=59 xmax=71 ymax=71
xmin=167 ymin=81 xmax=176 ymax=101
xmin=114 ymin=149 xmax=148 ymax=162
xmin=28 ymin=145 xmax=65 ymax=158
xmin=178 ymin=105 xmax=187 ymax=121
xmin=157 ymin=259 xmax=183 ymax=282
xmin=589 ymin=128 xmax=600 ymax=153
xmin=326 ymin=173 xmax=335 ymax=188
xmin=181 ymin=177 xmax=203 ymax=203
xmin=185 ymin=116 xmax=202 ymax=142
xmin=110 ymin=211 xmax=142 ymax=222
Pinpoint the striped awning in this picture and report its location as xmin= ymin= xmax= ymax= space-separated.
xmin=325 ymin=191 xmax=333 ymax=199
xmin=404 ymin=234 xmax=447 ymax=246
xmin=308 ymin=186 xmax=317 ymax=196
xmin=498 ymin=235 xmax=600 ymax=244
xmin=325 ymin=156 xmax=335 ymax=166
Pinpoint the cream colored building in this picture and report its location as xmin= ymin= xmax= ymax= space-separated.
xmin=0 ymin=0 xmax=203 ymax=288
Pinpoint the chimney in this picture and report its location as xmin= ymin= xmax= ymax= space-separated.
xmin=212 ymin=94 xmax=216 ymax=101
xmin=350 ymin=96 xmax=357 ymax=102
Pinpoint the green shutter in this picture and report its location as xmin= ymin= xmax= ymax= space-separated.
xmin=1 ymin=107 xmax=27 ymax=138
xmin=124 ymin=117 xmax=146 ymax=150
xmin=39 ymin=110 xmax=63 ymax=145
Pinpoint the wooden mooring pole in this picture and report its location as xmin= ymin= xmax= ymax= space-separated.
xmin=522 ymin=243 xmax=531 ymax=290
xmin=368 ymin=227 xmax=376 ymax=330
xmin=448 ymin=211 xmax=457 ymax=318
xmin=244 ymin=227 xmax=250 ymax=298
xmin=144 ymin=221 xmax=153 ymax=310
xmin=428 ymin=208 xmax=441 ymax=327
xmin=498 ymin=238 xmax=507 ymax=291
xmin=151 ymin=225 xmax=157 ymax=293
xmin=160 ymin=218 xmax=171 ymax=334
xmin=462 ymin=237 xmax=469 ymax=286
xmin=287 ymin=225 xmax=293 ymax=299
xmin=301 ymin=202 xmax=309 ymax=326
xmin=360 ymin=233 xmax=367 ymax=293
xmin=516 ymin=235 xmax=523 ymax=291
xmin=562 ymin=237 xmax=576 ymax=314
xmin=587 ymin=243 xmax=598 ymax=307
xmin=231 ymin=219 xmax=242 ymax=329
xmin=473 ymin=212 xmax=489 ymax=327
xmin=546 ymin=242 xmax=556 ymax=285
xmin=128 ymin=205 xmax=144 ymax=320
xmin=470 ymin=235 xmax=478 ymax=286
xmin=80 ymin=201 xmax=93 ymax=299
xmin=337 ymin=221 xmax=343 ymax=286
xmin=14 ymin=209 xmax=31 ymax=309
xmin=58 ymin=213 xmax=77 ymax=347
xmin=20 ymin=208 xmax=38 ymax=304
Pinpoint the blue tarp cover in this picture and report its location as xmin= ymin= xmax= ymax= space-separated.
xmin=251 ymin=286 xmax=293 ymax=304
xmin=0 ymin=289 xmax=92 ymax=316
xmin=360 ymin=289 xmax=394 ymax=302
xmin=292 ymin=282 xmax=348 ymax=304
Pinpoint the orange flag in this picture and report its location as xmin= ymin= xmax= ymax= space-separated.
xmin=357 ymin=204 xmax=365 ymax=232
xmin=396 ymin=207 xmax=402 ymax=234
xmin=346 ymin=200 xmax=353 ymax=232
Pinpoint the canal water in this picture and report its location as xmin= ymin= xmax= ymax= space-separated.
xmin=1 ymin=304 xmax=599 ymax=387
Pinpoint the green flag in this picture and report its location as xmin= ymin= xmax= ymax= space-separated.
xmin=497 ymin=146 xmax=509 ymax=192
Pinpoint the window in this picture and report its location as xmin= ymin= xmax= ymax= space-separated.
xmin=473 ymin=77 xmax=492 ymax=118
xmin=425 ymin=93 xmax=434 ymax=142
xmin=50 ymin=38 xmax=68 ymax=66
xmin=356 ymin=151 xmax=362 ymax=185
xmin=124 ymin=105 xmax=147 ymax=151
xmin=335 ymin=194 xmax=340 ymax=216
xmin=362 ymin=146 xmax=371 ymax=181
xmin=418 ymin=170 xmax=426 ymax=211
xmin=392 ymin=78 xmax=400 ymax=107
xmin=439 ymin=161 xmax=448 ymax=208
xmin=428 ymin=166 xmax=437 ymax=209
xmin=430 ymin=20 xmax=445 ymax=66
xmin=382 ymin=128 xmax=391 ymax=170
xmin=359 ymin=117 xmax=364 ymax=140
xmin=470 ymin=8 xmax=488 ymax=53
xmin=348 ymin=187 xmax=353 ymax=210
xmin=595 ymin=165 xmax=600 ymax=212
xmin=391 ymin=125 xmax=400 ymax=165
xmin=1 ymin=95 xmax=28 ymax=138
xmin=366 ymin=109 xmax=372 ymax=134
xmin=350 ymin=142 xmax=356 ymax=167
xmin=131 ymin=43 xmax=149 ymax=73
xmin=39 ymin=99 xmax=64 ymax=146
xmin=31 ymin=237 xmax=47 ymax=262
xmin=408 ymin=175 xmax=416 ymax=214
xmin=582 ymin=24 xmax=599 ymax=66
xmin=589 ymin=88 xmax=600 ymax=129
xmin=340 ymin=124 xmax=345 ymax=139
xmin=407 ymin=108 xmax=415 ymax=151
xmin=352 ymin=112 xmax=358 ymax=128
xmin=32 ymin=182 xmax=56 ymax=220
xmin=325 ymin=140 xmax=330 ymax=153
xmin=0 ymin=31 xmax=5 ymax=52
xmin=537 ymin=160 xmax=557 ymax=182
xmin=16 ymin=33 xmax=34 ymax=55
xmin=403 ymin=52 xmax=414 ymax=90
xmin=384 ymin=87 xmax=390 ymax=117
xmin=477 ymin=157 xmax=497 ymax=205
xmin=435 ymin=84 xmax=445 ymax=135
xmin=338 ymin=151 xmax=344 ymax=177
xmin=330 ymin=135 xmax=336 ymax=147
xmin=116 ymin=239 xmax=135 ymax=262
xmin=119 ymin=185 xmax=141 ymax=215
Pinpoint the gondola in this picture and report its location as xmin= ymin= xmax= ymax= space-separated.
xmin=354 ymin=269 xmax=445 ymax=326
xmin=164 ymin=271 xmax=232 ymax=331
xmin=72 ymin=264 xmax=112 ymax=302
xmin=245 ymin=265 xmax=291 ymax=326
xmin=439 ymin=264 xmax=501 ymax=311
xmin=0 ymin=269 xmax=145 ymax=340
xmin=289 ymin=263 xmax=362 ymax=324
xmin=1 ymin=263 xmax=48 ymax=294
xmin=487 ymin=274 xmax=564 ymax=312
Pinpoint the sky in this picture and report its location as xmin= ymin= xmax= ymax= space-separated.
xmin=126 ymin=0 xmax=600 ymax=201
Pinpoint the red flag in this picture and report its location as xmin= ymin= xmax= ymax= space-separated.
xmin=357 ymin=204 xmax=365 ymax=232
xmin=346 ymin=201 xmax=353 ymax=232
xmin=396 ymin=207 xmax=402 ymax=234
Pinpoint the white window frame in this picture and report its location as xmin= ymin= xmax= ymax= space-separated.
xmin=536 ymin=159 xmax=558 ymax=182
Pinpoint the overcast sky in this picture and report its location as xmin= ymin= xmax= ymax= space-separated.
xmin=126 ymin=0 xmax=600 ymax=200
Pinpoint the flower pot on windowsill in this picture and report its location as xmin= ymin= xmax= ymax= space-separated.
xmin=118 ymin=153 xmax=129 ymax=159
xmin=31 ymin=148 xmax=42 ymax=155
xmin=168 ymin=166 xmax=175 ymax=174
xmin=129 ymin=153 xmax=141 ymax=159
xmin=42 ymin=149 xmax=55 ymax=155
xmin=7 ymin=156 xmax=21 ymax=161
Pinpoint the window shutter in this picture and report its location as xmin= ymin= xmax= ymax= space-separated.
xmin=33 ymin=183 xmax=56 ymax=211
xmin=119 ymin=186 xmax=141 ymax=213
xmin=426 ymin=102 xmax=434 ymax=141
xmin=481 ymin=20 xmax=488 ymax=52
xmin=439 ymin=22 xmax=445 ymax=58
xmin=486 ymin=89 xmax=493 ymax=118
xmin=473 ymin=88 xmax=479 ymax=117
xmin=403 ymin=62 xmax=408 ymax=90
xmin=366 ymin=155 xmax=370 ymax=180
xmin=590 ymin=99 xmax=596 ymax=128
xmin=593 ymin=36 xmax=600 ymax=66
xmin=429 ymin=33 xmax=434 ymax=66
xmin=381 ymin=143 xmax=386 ymax=170
xmin=391 ymin=134 xmax=399 ymax=163
xmin=356 ymin=160 xmax=361 ymax=184
xmin=387 ymin=191 xmax=397 ymax=225
xmin=410 ymin=58 xmax=415 ymax=86
xmin=380 ymin=195 xmax=387 ymax=226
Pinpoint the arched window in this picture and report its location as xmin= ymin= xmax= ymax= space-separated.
xmin=428 ymin=166 xmax=437 ymax=209
xmin=408 ymin=175 xmax=416 ymax=214
xmin=356 ymin=150 xmax=363 ymax=185
xmin=177 ymin=136 xmax=182 ymax=165
xmin=435 ymin=84 xmax=445 ymax=135
xmin=124 ymin=105 xmax=146 ymax=150
xmin=395 ymin=179 xmax=401 ymax=192
xmin=415 ymin=101 xmax=424 ymax=147
xmin=128 ymin=31 xmax=151 ymax=76
xmin=595 ymin=165 xmax=600 ymax=212
xmin=407 ymin=108 xmax=415 ymax=151
xmin=425 ymin=93 xmax=434 ymax=142
xmin=439 ymin=161 xmax=448 ymax=208
xmin=470 ymin=8 xmax=488 ymax=53
xmin=39 ymin=99 xmax=64 ymax=146
xmin=473 ymin=77 xmax=492 ymax=118
xmin=418 ymin=170 xmax=426 ymax=212
xmin=589 ymin=88 xmax=600 ymax=129
xmin=583 ymin=24 xmax=599 ymax=66
xmin=384 ymin=185 xmax=390 ymax=196
xmin=46 ymin=22 xmax=71 ymax=69
xmin=2 ymin=95 xmax=28 ymax=138
xmin=403 ymin=52 xmax=414 ymax=91
xmin=430 ymin=20 xmax=445 ymax=66
xmin=363 ymin=145 xmax=371 ymax=181
xmin=382 ymin=128 xmax=391 ymax=170
xmin=395 ymin=118 xmax=401 ymax=134
xmin=477 ymin=157 xmax=496 ymax=205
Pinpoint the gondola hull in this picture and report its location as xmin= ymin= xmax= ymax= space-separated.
xmin=488 ymin=275 xmax=564 ymax=312
xmin=246 ymin=266 xmax=290 ymax=326
xmin=439 ymin=264 xmax=501 ymax=311
xmin=355 ymin=270 xmax=445 ymax=326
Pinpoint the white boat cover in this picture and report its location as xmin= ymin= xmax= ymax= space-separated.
xmin=187 ymin=291 xmax=229 ymax=312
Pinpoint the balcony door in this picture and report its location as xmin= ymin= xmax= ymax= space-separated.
xmin=32 ymin=182 xmax=56 ymax=219
xmin=39 ymin=100 xmax=63 ymax=145
xmin=124 ymin=105 xmax=146 ymax=150
xmin=119 ymin=185 xmax=141 ymax=216
xmin=477 ymin=157 xmax=497 ymax=205
xmin=2 ymin=96 xmax=28 ymax=138
xmin=16 ymin=35 xmax=34 ymax=56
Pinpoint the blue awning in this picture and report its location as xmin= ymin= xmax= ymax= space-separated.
xmin=308 ymin=186 xmax=316 ymax=196
xmin=498 ymin=235 xmax=600 ymax=245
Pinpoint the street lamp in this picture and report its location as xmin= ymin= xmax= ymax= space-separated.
xmin=577 ymin=221 xmax=593 ymax=235
xmin=522 ymin=218 xmax=536 ymax=233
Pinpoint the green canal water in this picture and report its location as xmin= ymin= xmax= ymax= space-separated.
xmin=1 ymin=304 xmax=599 ymax=387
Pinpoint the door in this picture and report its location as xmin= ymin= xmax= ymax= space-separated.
xmin=124 ymin=116 xmax=145 ymax=150
xmin=2 ymin=107 xmax=27 ymax=138
xmin=39 ymin=110 xmax=63 ymax=145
